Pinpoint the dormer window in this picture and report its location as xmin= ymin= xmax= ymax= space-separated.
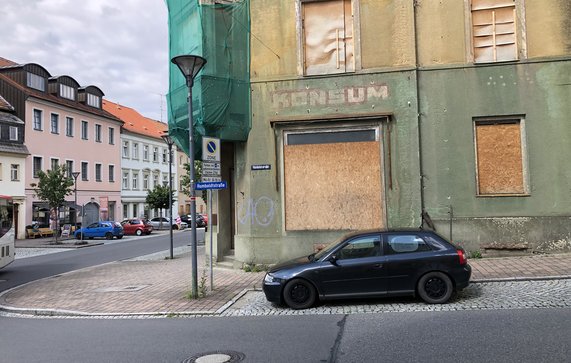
xmin=27 ymin=72 xmax=45 ymax=91
xmin=60 ymin=84 xmax=75 ymax=100
xmin=87 ymin=93 xmax=101 ymax=108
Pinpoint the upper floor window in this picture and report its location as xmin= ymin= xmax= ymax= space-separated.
xmin=9 ymin=126 xmax=18 ymax=141
xmin=123 ymin=141 xmax=129 ymax=158
xmin=60 ymin=84 xmax=75 ymax=100
xmin=27 ymin=72 xmax=45 ymax=91
xmin=33 ymin=156 xmax=42 ymax=178
xmin=95 ymin=163 xmax=102 ymax=182
xmin=143 ymin=145 xmax=149 ymax=161
xmin=132 ymin=143 xmax=139 ymax=159
xmin=95 ymin=124 xmax=102 ymax=143
xmin=33 ymin=109 xmax=43 ymax=131
xmin=132 ymin=172 xmax=139 ymax=190
xmin=299 ymin=0 xmax=356 ymax=76
xmin=122 ymin=171 xmax=129 ymax=189
xmin=66 ymin=117 xmax=74 ymax=137
xmin=50 ymin=114 xmax=59 ymax=134
xmin=162 ymin=149 xmax=168 ymax=163
xmin=66 ymin=160 xmax=74 ymax=177
xmin=143 ymin=174 xmax=150 ymax=190
xmin=87 ymin=93 xmax=100 ymax=108
xmin=81 ymin=161 xmax=88 ymax=181
xmin=10 ymin=164 xmax=19 ymax=181
xmin=471 ymin=0 xmax=517 ymax=63
xmin=109 ymin=165 xmax=115 ymax=182
xmin=153 ymin=147 xmax=159 ymax=162
xmin=108 ymin=127 xmax=115 ymax=144
xmin=50 ymin=158 xmax=59 ymax=171
xmin=81 ymin=121 xmax=88 ymax=140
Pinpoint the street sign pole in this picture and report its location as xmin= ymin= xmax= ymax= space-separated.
xmin=209 ymin=189 xmax=213 ymax=290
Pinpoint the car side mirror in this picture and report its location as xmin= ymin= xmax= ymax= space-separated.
xmin=329 ymin=255 xmax=338 ymax=265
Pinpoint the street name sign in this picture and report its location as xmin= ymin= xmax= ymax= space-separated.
xmin=195 ymin=181 xmax=228 ymax=190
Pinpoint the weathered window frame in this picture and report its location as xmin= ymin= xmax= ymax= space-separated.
xmin=296 ymin=0 xmax=361 ymax=76
xmin=473 ymin=116 xmax=530 ymax=196
xmin=465 ymin=0 xmax=527 ymax=63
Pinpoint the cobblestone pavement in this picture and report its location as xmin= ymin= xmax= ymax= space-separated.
xmin=222 ymin=279 xmax=571 ymax=317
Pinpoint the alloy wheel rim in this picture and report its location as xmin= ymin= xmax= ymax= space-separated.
xmin=425 ymin=277 xmax=447 ymax=299
xmin=290 ymin=284 xmax=309 ymax=303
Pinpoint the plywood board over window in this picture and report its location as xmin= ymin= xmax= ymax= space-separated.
xmin=284 ymin=129 xmax=383 ymax=230
xmin=302 ymin=0 xmax=354 ymax=75
xmin=471 ymin=0 xmax=517 ymax=63
xmin=474 ymin=119 xmax=528 ymax=195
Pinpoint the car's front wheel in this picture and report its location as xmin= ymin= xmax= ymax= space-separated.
xmin=283 ymin=279 xmax=317 ymax=309
xmin=136 ymin=229 xmax=143 ymax=236
xmin=417 ymin=271 xmax=453 ymax=304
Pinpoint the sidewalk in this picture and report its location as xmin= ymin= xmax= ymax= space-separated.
xmin=1 ymin=242 xmax=570 ymax=316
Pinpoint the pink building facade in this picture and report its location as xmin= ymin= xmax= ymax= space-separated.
xmin=0 ymin=60 xmax=123 ymax=234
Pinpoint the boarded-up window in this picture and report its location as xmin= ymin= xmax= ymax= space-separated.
xmin=302 ymin=0 xmax=354 ymax=75
xmin=284 ymin=128 xmax=383 ymax=230
xmin=471 ymin=0 xmax=517 ymax=63
xmin=474 ymin=119 xmax=527 ymax=195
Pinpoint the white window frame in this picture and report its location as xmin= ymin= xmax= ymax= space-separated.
xmin=87 ymin=93 xmax=100 ymax=108
xmin=81 ymin=161 xmax=89 ymax=181
xmin=81 ymin=121 xmax=88 ymax=140
xmin=122 ymin=171 xmax=130 ymax=189
xmin=10 ymin=164 xmax=19 ymax=181
xmin=132 ymin=143 xmax=139 ymax=159
xmin=143 ymin=145 xmax=149 ymax=161
xmin=50 ymin=158 xmax=59 ymax=171
xmin=66 ymin=117 xmax=74 ymax=137
xmin=108 ymin=164 xmax=115 ymax=182
xmin=9 ymin=126 xmax=18 ymax=141
xmin=60 ymin=84 xmax=75 ymax=100
xmin=33 ymin=109 xmax=43 ymax=131
xmin=95 ymin=124 xmax=102 ymax=143
xmin=66 ymin=160 xmax=74 ymax=178
xmin=50 ymin=113 xmax=59 ymax=134
xmin=123 ymin=141 xmax=130 ymax=158
xmin=132 ymin=172 xmax=139 ymax=190
xmin=153 ymin=147 xmax=159 ymax=162
xmin=27 ymin=72 xmax=45 ymax=91
xmin=33 ymin=156 xmax=43 ymax=178
xmin=108 ymin=127 xmax=115 ymax=144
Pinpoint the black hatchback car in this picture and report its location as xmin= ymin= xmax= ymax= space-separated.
xmin=263 ymin=229 xmax=471 ymax=309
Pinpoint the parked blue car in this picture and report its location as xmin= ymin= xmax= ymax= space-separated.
xmin=74 ymin=221 xmax=124 ymax=240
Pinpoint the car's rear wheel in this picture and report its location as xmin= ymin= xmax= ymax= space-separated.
xmin=76 ymin=233 xmax=83 ymax=240
xmin=136 ymin=229 xmax=143 ymax=236
xmin=283 ymin=279 xmax=317 ymax=309
xmin=417 ymin=272 xmax=453 ymax=304
xmin=105 ymin=232 xmax=113 ymax=240
xmin=172 ymin=224 xmax=179 ymax=230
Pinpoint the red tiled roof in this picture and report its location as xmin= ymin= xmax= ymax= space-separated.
xmin=0 ymin=74 xmax=122 ymax=123
xmin=0 ymin=57 xmax=17 ymax=67
xmin=102 ymin=99 xmax=167 ymax=139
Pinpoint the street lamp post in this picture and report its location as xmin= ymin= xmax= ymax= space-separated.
xmin=171 ymin=54 xmax=207 ymax=298
xmin=161 ymin=132 xmax=175 ymax=260
xmin=72 ymin=171 xmax=80 ymax=234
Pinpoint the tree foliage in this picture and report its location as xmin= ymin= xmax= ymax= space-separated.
xmin=180 ymin=161 xmax=207 ymax=202
xmin=145 ymin=184 xmax=172 ymax=214
xmin=30 ymin=164 xmax=74 ymax=242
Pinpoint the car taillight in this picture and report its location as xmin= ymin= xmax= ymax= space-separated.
xmin=457 ymin=249 xmax=467 ymax=265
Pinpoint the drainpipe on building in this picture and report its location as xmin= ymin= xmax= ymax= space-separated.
xmin=413 ymin=0 xmax=427 ymax=229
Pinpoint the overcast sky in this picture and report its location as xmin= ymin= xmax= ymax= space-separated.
xmin=0 ymin=0 xmax=169 ymax=122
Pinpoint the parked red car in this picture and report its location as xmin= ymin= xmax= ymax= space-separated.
xmin=121 ymin=219 xmax=153 ymax=236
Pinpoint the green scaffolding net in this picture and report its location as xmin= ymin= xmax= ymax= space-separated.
xmin=166 ymin=0 xmax=251 ymax=158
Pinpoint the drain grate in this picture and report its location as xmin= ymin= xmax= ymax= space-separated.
xmin=95 ymin=285 xmax=150 ymax=292
xmin=182 ymin=351 xmax=245 ymax=363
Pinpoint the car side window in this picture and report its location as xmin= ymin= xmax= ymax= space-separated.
xmin=387 ymin=234 xmax=432 ymax=254
xmin=336 ymin=236 xmax=381 ymax=260
xmin=88 ymin=223 xmax=98 ymax=228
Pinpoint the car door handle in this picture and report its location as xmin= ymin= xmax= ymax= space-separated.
xmin=373 ymin=264 xmax=383 ymax=269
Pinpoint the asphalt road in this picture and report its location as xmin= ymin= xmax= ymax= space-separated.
xmin=0 ymin=231 xmax=195 ymax=292
xmin=0 ymin=308 xmax=569 ymax=363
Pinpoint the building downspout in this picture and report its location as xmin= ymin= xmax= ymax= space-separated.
xmin=412 ymin=0 xmax=427 ymax=228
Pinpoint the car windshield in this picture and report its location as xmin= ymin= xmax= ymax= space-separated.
xmin=313 ymin=234 xmax=346 ymax=260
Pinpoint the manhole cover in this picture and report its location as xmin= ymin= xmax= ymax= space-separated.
xmin=183 ymin=351 xmax=245 ymax=363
